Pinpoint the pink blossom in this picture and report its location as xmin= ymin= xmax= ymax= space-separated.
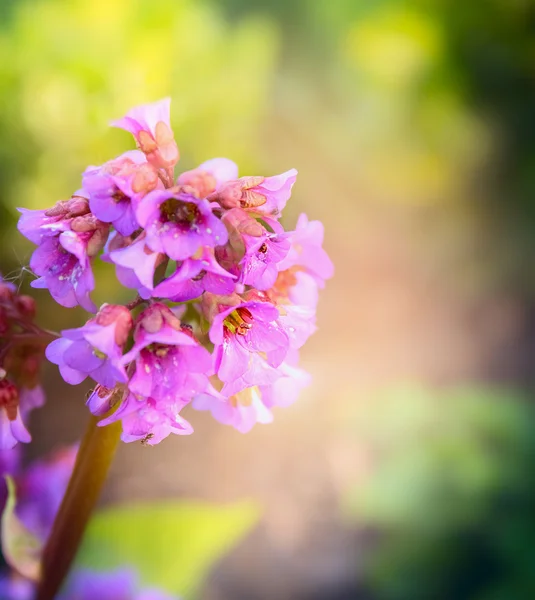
xmin=111 ymin=98 xmax=179 ymax=170
xmin=206 ymin=297 xmax=289 ymax=384
xmin=29 ymin=233 xmax=97 ymax=312
xmin=83 ymin=150 xmax=159 ymax=236
xmin=194 ymin=355 xmax=310 ymax=433
xmin=17 ymin=193 xmax=89 ymax=245
xmin=278 ymin=213 xmax=334 ymax=287
xmin=99 ymin=394 xmax=193 ymax=445
xmin=120 ymin=304 xmax=213 ymax=404
xmin=45 ymin=305 xmax=131 ymax=388
xmin=136 ymin=190 xmax=228 ymax=261
xmin=154 ymin=247 xmax=236 ymax=301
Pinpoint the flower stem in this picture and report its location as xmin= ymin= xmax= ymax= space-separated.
xmin=35 ymin=416 xmax=121 ymax=600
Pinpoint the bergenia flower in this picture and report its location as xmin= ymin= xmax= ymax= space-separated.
xmin=205 ymin=295 xmax=289 ymax=385
xmin=29 ymin=215 xmax=109 ymax=312
xmin=194 ymin=386 xmax=274 ymax=434
xmin=154 ymin=247 xmax=236 ymax=301
xmin=111 ymin=98 xmax=179 ymax=171
xmin=194 ymin=354 xmax=311 ymax=433
xmin=136 ymin=189 xmax=228 ymax=260
xmin=83 ymin=150 xmax=160 ymax=236
xmin=17 ymin=193 xmax=89 ymax=245
xmin=99 ymin=393 xmax=194 ymax=445
xmin=46 ymin=304 xmax=132 ymax=388
xmin=239 ymin=229 xmax=291 ymax=290
xmin=278 ymin=213 xmax=334 ymax=288
xmin=13 ymin=98 xmax=332 ymax=447
xmin=120 ymin=303 xmax=213 ymax=404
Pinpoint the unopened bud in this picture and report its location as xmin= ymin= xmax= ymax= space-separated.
xmin=86 ymin=223 xmax=110 ymax=257
xmin=0 ymin=379 xmax=19 ymax=421
xmin=0 ymin=283 xmax=14 ymax=303
xmin=15 ymin=295 xmax=36 ymax=319
xmin=65 ymin=195 xmax=90 ymax=218
xmin=70 ymin=214 xmax=100 ymax=232
xmin=96 ymin=304 xmax=133 ymax=346
xmin=139 ymin=304 xmax=164 ymax=333
xmin=131 ymin=163 xmax=159 ymax=194
xmin=44 ymin=200 xmax=69 ymax=217
xmin=177 ymin=169 xmax=217 ymax=199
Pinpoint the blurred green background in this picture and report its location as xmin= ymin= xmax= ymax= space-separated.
xmin=1 ymin=0 xmax=535 ymax=598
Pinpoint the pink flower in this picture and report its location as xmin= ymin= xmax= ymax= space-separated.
xmin=193 ymin=357 xmax=310 ymax=433
xmin=30 ymin=232 xmax=96 ymax=312
xmin=99 ymin=393 xmax=193 ymax=445
xmin=17 ymin=193 xmax=89 ymax=245
xmin=239 ymin=230 xmax=290 ymax=290
xmin=194 ymin=386 xmax=273 ymax=434
xmin=206 ymin=296 xmax=289 ymax=385
xmin=278 ymin=213 xmax=334 ymax=287
xmin=120 ymin=304 xmax=213 ymax=404
xmin=45 ymin=305 xmax=131 ymax=388
xmin=136 ymin=190 xmax=228 ymax=261
xmin=83 ymin=150 xmax=160 ymax=236
xmin=111 ymin=98 xmax=179 ymax=171
xmin=154 ymin=247 xmax=236 ymax=301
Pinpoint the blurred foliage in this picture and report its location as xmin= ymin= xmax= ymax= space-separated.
xmin=77 ymin=500 xmax=259 ymax=598
xmin=1 ymin=477 xmax=41 ymax=583
xmin=342 ymin=386 xmax=535 ymax=600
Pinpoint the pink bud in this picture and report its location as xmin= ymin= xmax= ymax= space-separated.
xmin=96 ymin=304 xmax=133 ymax=346
xmin=64 ymin=196 xmax=90 ymax=218
xmin=86 ymin=223 xmax=110 ymax=257
xmin=15 ymin=295 xmax=36 ymax=319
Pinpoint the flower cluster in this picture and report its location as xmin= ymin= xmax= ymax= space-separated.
xmin=19 ymin=99 xmax=333 ymax=444
xmin=0 ymin=279 xmax=46 ymax=449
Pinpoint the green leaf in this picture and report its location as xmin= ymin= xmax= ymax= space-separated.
xmin=76 ymin=500 xmax=260 ymax=597
xmin=1 ymin=476 xmax=42 ymax=582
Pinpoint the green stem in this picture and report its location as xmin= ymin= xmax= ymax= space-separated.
xmin=35 ymin=416 xmax=121 ymax=600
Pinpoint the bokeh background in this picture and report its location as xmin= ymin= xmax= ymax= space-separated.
xmin=1 ymin=0 xmax=535 ymax=598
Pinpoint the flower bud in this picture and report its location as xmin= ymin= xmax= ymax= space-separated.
xmin=177 ymin=169 xmax=217 ymax=199
xmin=15 ymin=295 xmax=36 ymax=319
xmin=0 ymin=379 xmax=19 ymax=421
xmin=64 ymin=195 xmax=90 ymax=218
xmin=95 ymin=304 xmax=133 ymax=346
xmin=70 ymin=214 xmax=101 ymax=232
xmin=86 ymin=223 xmax=110 ymax=257
xmin=0 ymin=283 xmax=14 ymax=303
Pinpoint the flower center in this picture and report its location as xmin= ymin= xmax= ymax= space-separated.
xmin=112 ymin=189 xmax=129 ymax=203
xmin=147 ymin=343 xmax=170 ymax=357
xmin=224 ymin=307 xmax=254 ymax=336
xmin=160 ymin=198 xmax=200 ymax=228
xmin=229 ymin=386 xmax=260 ymax=407
xmin=93 ymin=348 xmax=107 ymax=360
